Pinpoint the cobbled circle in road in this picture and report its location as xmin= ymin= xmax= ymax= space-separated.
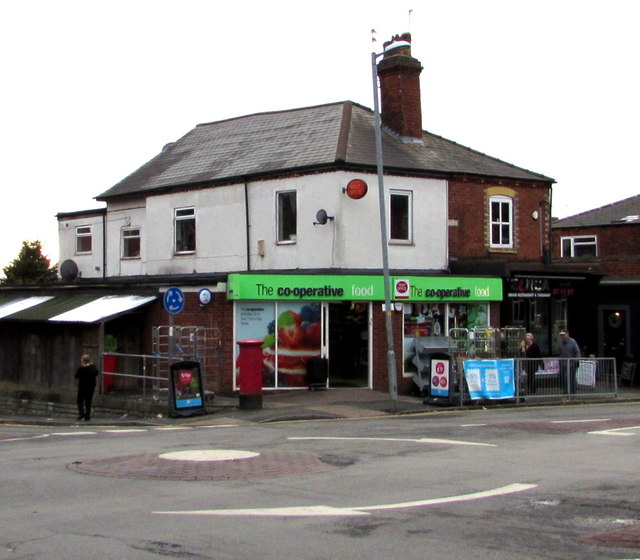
xmin=67 ymin=450 xmax=339 ymax=481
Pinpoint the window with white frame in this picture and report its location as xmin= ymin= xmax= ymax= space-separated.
xmin=390 ymin=190 xmax=412 ymax=242
xmin=277 ymin=191 xmax=297 ymax=243
xmin=175 ymin=207 xmax=196 ymax=253
xmin=122 ymin=228 xmax=141 ymax=258
xmin=489 ymin=195 xmax=513 ymax=248
xmin=75 ymin=226 xmax=92 ymax=254
xmin=561 ymin=235 xmax=597 ymax=257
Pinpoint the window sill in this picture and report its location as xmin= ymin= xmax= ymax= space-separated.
xmin=488 ymin=247 xmax=516 ymax=254
xmin=174 ymin=251 xmax=196 ymax=256
xmin=389 ymin=240 xmax=414 ymax=246
xmin=276 ymin=240 xmax=297 ymax=246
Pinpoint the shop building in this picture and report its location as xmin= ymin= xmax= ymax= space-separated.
xmin=2 ymin=34 xmax=567 ymax=398
xmin=552 ymin=194 xmax=640 ymax=369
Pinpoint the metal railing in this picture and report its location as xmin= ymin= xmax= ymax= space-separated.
xmin=514 ymin=357 xmax=617 ymax=400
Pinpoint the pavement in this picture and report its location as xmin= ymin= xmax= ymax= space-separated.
xmin=2 ymin=385 xmax=640 ymax=428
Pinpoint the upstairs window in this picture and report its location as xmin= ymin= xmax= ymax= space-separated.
xmin=489 ymin=196 xmax=513 ymax=248
xmin=175 ymin=207 xmax=196 ymax=253
xmin=122 ymin=228 xmax=141 ymax=258
xmin=561 ymin=235 xmax=597 ymax=257
xmin=277 ymin=191 xmax=297 ymax=243
xmin=390 ymin=190 xmax=412 ymax=242
xmin=76 ymin=226 xmax=92 ymax=254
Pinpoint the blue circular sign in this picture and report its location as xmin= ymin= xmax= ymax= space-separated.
xmin=164 ymin=287 xmax=185 ymax=314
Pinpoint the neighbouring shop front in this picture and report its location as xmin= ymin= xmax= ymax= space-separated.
xmin=228 ymin=273 xmax=503 ymax=392
xmin=503 ymin=275 xmax=597 ymax=356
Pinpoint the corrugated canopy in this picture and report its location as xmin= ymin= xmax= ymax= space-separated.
xmin=0 ymin=294 xmax=156 ymax=323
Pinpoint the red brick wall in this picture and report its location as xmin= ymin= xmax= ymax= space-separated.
xmin=448 ymin=179 xmax=551 ymax=261
xmin=552 ymin=224 xmax=640 ymax=277
xmin=143 ymin=292 xmax=235 ymax=395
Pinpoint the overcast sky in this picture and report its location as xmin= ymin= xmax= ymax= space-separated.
xmin=1 ymin=0 xmax=638 ymax=272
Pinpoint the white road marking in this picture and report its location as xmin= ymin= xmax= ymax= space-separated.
xmin=51 ymin=431 xmax=97 ymax=436
xmin=1 ymin=434 xmax=51 ymax=442
xmin=153 ymin=483 xmax=537 ymax=517
xmin=102 ymin=429 xmax=149 ymax=433
xmin=461 ymin=423 xmax=487 ymax=427
xmin=550 ymin=418 xmax=610 ymax=424
xmin=588 ymin=425 xmax=640 ymax=436
xmin=195 ymin=424 xmax=239 ymax=429
xmin=153 ymin=427 xmax=192 ymax=431
xmin=159 ymin=450 xmax=260 ymax=462
xmin=288 ymin=436 xmax=495 ymax=447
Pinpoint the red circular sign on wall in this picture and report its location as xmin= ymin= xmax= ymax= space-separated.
xmin=345 ymin=179 xmax=368 ymax=200
xmin=396 ymin=281 xmax=408 ymax=294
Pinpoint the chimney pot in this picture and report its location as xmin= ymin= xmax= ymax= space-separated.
xmin=377 ymin=32 xmax=423 ymax=142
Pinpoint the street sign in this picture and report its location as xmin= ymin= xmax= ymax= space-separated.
xmin=164 ymin=287 xmax=185 ymax=314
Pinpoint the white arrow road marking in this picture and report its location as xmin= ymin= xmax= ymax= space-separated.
xmin=288 ymin=436 xmax=495 ymax=447
xmin=588 ymin=425 xmax=640 ymax=436
xmin=153 ymin=483 xmax=537 ymax=517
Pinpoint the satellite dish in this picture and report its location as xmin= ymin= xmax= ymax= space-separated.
xmin=314 ymin=209 xmax=334 ymax=226
xmin=60 ymin=259 xmax=79 ymax=281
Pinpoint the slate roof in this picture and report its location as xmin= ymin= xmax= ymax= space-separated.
xmin=552 ymin=193 xmax=640 ymax=228
xmin=97 ymin=101 xmax=553 ymax=201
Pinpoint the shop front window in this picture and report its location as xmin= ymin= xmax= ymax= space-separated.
xmin=402 ymin=302 xmax=488 ymax=378
xmin=234 ymin=301 xmax=321 ymax=389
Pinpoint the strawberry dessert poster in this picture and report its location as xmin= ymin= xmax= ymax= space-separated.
xmin=235 ymin=302 xmax=322 ymax=388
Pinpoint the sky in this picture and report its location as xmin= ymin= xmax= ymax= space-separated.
xmin=1 ymin=0 xmax=639 ymax=273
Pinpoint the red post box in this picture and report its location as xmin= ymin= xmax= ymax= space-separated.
xmin=236 ymin=339 xmax=263 ymax=409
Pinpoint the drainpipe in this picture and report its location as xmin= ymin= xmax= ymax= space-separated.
xmin=244 ymin=179 xmax=251 ymax=271
xmin=102 ymin=209 xmax=107 ymax=279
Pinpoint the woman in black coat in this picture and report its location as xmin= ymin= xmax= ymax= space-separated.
xmin=75 ymin=354 xmax=99 ymax=421
xmin=523 ymin=333 xmax=543 ymax=394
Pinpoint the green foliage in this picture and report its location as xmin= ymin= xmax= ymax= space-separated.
xmin=2 ymin=241 xmax=58 ymax=285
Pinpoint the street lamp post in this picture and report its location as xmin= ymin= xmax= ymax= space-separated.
xmin=371 ymin=50 xmax=398 ymax=413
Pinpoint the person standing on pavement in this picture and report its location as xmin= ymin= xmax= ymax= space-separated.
xmin=75 ymin=354 xmax=99 ymax=421
xmin=523 ymin=333 xmax=543 ymax=394
xmin=559 ymin=329 xmax=581 ymax=394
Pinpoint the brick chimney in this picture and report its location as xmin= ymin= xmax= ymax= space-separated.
xmin=376 ymin=33 xmax=423 ymax=142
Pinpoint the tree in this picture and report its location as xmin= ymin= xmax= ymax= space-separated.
xmin=2 ymin=241 xmax=58 ymax=285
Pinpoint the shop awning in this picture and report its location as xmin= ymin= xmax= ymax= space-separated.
xmin=0 ymin=294 xmax=156 ymax=323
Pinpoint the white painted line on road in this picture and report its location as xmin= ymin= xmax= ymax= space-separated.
xmin=102 ymin=429 xmax=149 ymax=433
xmin=461 ymin=423 xmax=487 ymax=427
xmin=153 ymin=483 xmax=537 ymax=517
xmin=195 ymin=425 xmax=239 ymax=429
xmin=51 ymin=431 xmax=97 ymax=436
xmin=550 ymin=418 xmax=610 ymax=424
xmin=588 ymin=425 xmax=640 ymax=436
xmin=153 ymin=427 xmax=192 ymax=431
xmin=1 ymin=434 xmax=51 ymax=442
xmin=288 ymin=436 xmax=496 ymax=447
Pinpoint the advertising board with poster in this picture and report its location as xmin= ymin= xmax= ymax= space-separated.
xmin=169 ymin=361 xmax=206 ymax=417
xmin=463 ymin=359 xmax=515 ymax=400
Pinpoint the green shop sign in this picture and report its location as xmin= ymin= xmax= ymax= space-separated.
xmin=227 ymin=274 xmax=502 ymax=302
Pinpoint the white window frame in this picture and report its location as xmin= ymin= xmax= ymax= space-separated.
xmin=174 ymin=207 xmax=196 ymax=254
xmin=75 ymin=226 xmax=92 ymax=254
xmin=389 ymin=190 xmax=413 ymax=243
xmin=561 ymin=235 xmax=597 ymax=257
xmin=489 ymin=195 xmax=513 ymax=249
xmin=277 ymin=190 xmax=297 ymax=244
xmin=121 ymin=227 xmax=141 ymax=259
